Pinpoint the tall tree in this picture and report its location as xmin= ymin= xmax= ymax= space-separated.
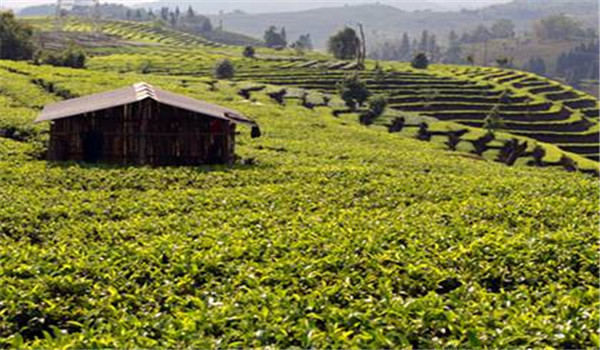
xmin=135 ymin=9 xmax=143 ymax=21
xmin=328 ymin=27 xmax=359 ymax=60
xmin=444 ymin=30 xmax=462 ymax=63
xmin=525 ymin=57 xmax=546 ymax=75
xmin=491 ymin=19 xmax=515 ymax=39
xmin=160 ymin=7 xmax=169 ymax=21
xmin=0 ymin=11 xmax=35 ymax=60
xmin=472 ymin=25 xmax=492 ymax=42
xmin=418 ymin=30 xmax=429 ymax=53
xmin=427 ymin=34 xmax=441 ymax=62
xmin=535 ymin=14 xmax=584 ymax=40
xmin=264 ymin=26 xmax=287 ymax=48
xmin=399 ymin=32 xmax=411 ymax=61
xmin=186 ymin=6 xmax=195 ymax=19
xmin=292 ymin=34 xmax=313 ymax=51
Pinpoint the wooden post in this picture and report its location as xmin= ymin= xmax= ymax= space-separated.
xmin=357 ymin=23 xmax=366 ymax=69
xmin=139 ymin=99 xmax=149 ymax=165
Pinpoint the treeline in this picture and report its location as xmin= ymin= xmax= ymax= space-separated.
xmin=459 ymin=19 xmax=515 ymax=43
xmin=0 ymin=11 xmax=86 ymax=68
xmin=263 ymin=25 xmax=313 ymax=52
xmin=369 ymin=30 xmax=442 ymax=62
xmin=62 ymin=4 xmax=214 ymax=34
xmin=557 ymin=41 xmax=600 ymax=85
xmin=122 ymin=6 xmax=213 ymax=34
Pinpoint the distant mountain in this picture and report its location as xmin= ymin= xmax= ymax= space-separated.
xmin=15 ymin=0 xmax=598 ymax=50
xmin=136 ymin=1 xmax=449 ymax=15
xmin=205 ymin=0 xmax=598 ymax=48
xmin=17 ymin=4 xmax=55 ymax=17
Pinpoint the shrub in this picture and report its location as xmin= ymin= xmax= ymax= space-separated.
xmin=445 ymin=132 xmax=461 ymax=151
xmin=483 ymin=105 xmax=504 ymax=135
xmin=214 ymin=59 xmax=235 ymax=79
xmin=417 ymin=122 xmax=431 ymax=141
xmin=367 ymin=94 xmax=388 ymax=117
xmin=559 ymin=155 xmax=577 ymax=172
xmin=497 ymin=138 xmax=528 ymax=166
xmin=472 ymin=132 xmax=495 ymax=155
xmin=243 ymin=46 xmax=255 ymax=58
xmin=139 ymin=61 xmax=152 ymax=74
xmin=496 ymin=57 xmax=511 ymax=68
xmin=359 ymin=94 xmax=389 ymax=125
xmin=411 ymin=52 xmax=429 ymax=69
xmin=530 ymin=145 xmax=546 ymax=166
xmin=388 ymin=117 xmax=405 ymax=133
xmin=267 ymin=89 xmax=287 ymax=105
xmin=338 ymin=72 xmax=370 ymax=110
xmin=34 ymin=46 xmax=86 ymax=69
xmin=373 ymin=63 xmax=387 ymax=82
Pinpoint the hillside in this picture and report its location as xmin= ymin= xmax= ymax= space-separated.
xmin=209 ymin=0 xmax=599 ymax=49
xmin=37 ymin=19 xmax=598 ymax=167
xmin=0 ymin=17 xmax=599 ymax=348
xmin=14 ymin=0 xmax=511 ymax=16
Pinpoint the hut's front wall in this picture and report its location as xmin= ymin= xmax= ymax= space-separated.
xmin=48 ymin=99 xmax=235 ymax=165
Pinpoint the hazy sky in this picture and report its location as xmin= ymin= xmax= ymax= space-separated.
xmin=1 ymin=0 xmax=512 ymax=10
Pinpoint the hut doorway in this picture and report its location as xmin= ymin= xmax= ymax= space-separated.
xmin=82 ymin=130 xmax=104 ymax=163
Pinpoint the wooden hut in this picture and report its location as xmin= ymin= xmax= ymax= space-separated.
xmin=36 ymin=82 xmax=260 ymax=166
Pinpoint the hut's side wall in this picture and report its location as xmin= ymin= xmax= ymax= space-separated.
xmin=47 ymin=99 xmax=235 ymax=165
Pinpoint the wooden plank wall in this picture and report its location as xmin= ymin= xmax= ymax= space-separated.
xmin=48 ymin=100 xmax=235 ymax=165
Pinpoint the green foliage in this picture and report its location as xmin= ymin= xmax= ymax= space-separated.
xmin=34 ymin=46 xmax=86 ymax=69
xmin=525 ymin=56 xmax=547 ymax=76
xmin=490 ymin=19 xmax=516 ymax=39
xmin=0 ymin=11 xmax=35 ymax=60
xmin=483 ymin=105 xmax=505 ymax=134
xmin=411 ymin=52 xmax=429 ymax=69
xmin=242 ymin=46 xmax=255 ymax=58
xmin=291 ymin=34 xmax=313 ymax=52
xmin=495 ymin=57 xmax=511 ymax=68
xmin=373 ymin=63 xmax=387 ymax=82
xmin=367 ymin=94 xmax=388 ymax=117
xmin=213 ymin=59 xmax=235 ymax=79
xmin=328 ymin=27 xmax=359 ymax=60
xmin=139 ymin=60 xmax=152 ymax=74
xmin=534 ymin=14 xmax=584 ymax=40
xmin=338 ymin=72 xmax=370 ymax=110
xmin=263 ymin=26 xmax=287 ymax=49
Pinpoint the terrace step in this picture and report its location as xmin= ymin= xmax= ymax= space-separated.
xmin=459 ymin=118 xmax=593 ymax=133
xmin=421 ymin=110 xmax=570 ymax=122
xmin=556 ymin=144 xmax=600 ymax=154
xmin=529 ymin=85 xmax=563 ymax=94
xmin=563 ymin=98 xmax=598 ymax=109
xmin=515 ymin=131 xmax=599 ymax=144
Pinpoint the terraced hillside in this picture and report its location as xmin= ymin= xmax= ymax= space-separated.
xmin=29 ymin=20 xmax=600 ymax=168
xmin=229 ymin=64 xmax=600 ymax=162
xmin=26 ymin=18 xmax=259 ymax=49
xmin=1 ymin=17 xmax=599 ymax=348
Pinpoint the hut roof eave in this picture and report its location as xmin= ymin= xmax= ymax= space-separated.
xmin=35 ymin=82 xmax=257 ymax=126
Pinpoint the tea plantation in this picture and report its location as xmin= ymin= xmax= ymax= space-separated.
xmin=0 ymin=18 xmax=598 ymax=349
